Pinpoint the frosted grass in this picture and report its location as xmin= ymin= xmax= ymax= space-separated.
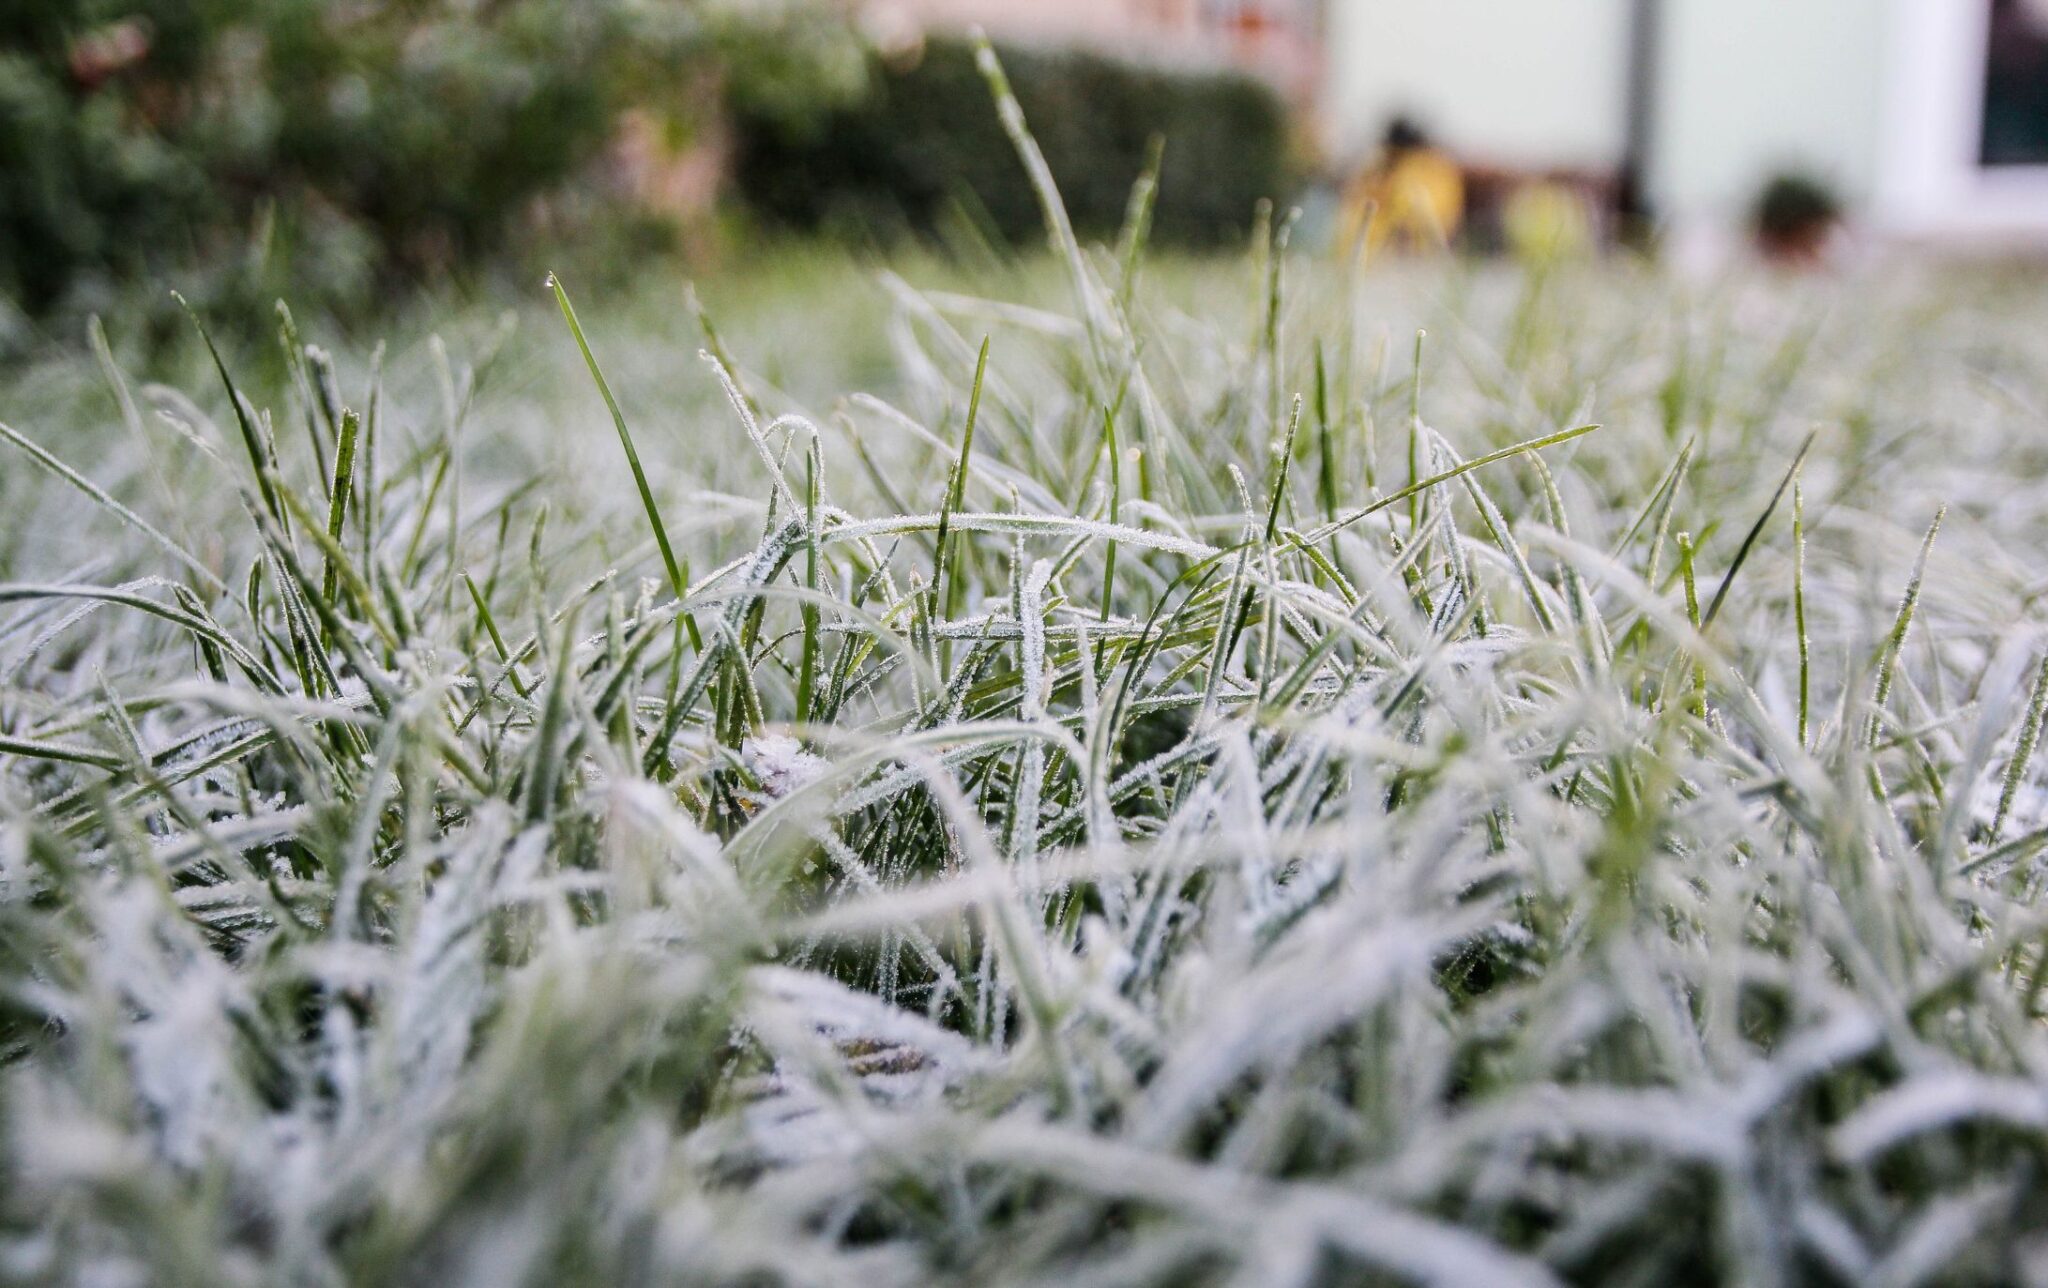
xmin=9 ymin=54 xmax=2048 ymax=1286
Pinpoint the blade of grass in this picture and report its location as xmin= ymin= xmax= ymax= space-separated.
xmin=1793 ymin=476 xmax=1811 ymax=747
xmin=0 ymin=421 xmax=223 ymax=594
xmin=320 ymin=408 xmax=361 ymax=608
xmin=937 ymin=336 xmax=992 ymax=629
xmin=1701 ymin=430 xmax=1815 ymax=628
xmin=174 ymin=291 xmax=287 ymax=531
xmin=1302 ymin=422 xmax=1600 ymax=543
xmin=547 ymin=272 xmax=701 ymax=653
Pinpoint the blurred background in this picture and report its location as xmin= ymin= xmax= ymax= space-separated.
xmin=9 ymin=0 xmax=2048 ymax=355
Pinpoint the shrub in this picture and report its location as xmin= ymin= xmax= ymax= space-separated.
xmin=0 ymin=0 xmax=860 ymax=331
xmin=1752 ymin=171 xmax=1843 ymax=241
xmin=729 ymin=36 xmax=1297 ymax=249
xmin=0 ymin=11 xmax=211 ymax=314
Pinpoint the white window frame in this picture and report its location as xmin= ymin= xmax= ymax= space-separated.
xmin=1878 ymin=0 xmax=2048 ymax=236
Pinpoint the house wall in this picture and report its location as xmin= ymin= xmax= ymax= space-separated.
xmin=1320 ymin=0 xmax=1902 ymax=227
xmin=1322 ymin=0 xmax=1629 ymax=169
xmin=863 ymin=0 xmax=1322 ymax=104
xmin=1873 ymin=0 xmax=2048 ymax=238
xmin=1652 ymin=0 xmax=1889 ymax=219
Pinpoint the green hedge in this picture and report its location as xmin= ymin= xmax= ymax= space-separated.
xmin=729 ymin=38 xmax=1296 ymax=250
xmin=0 ymin=1 xmax=860 ymax=332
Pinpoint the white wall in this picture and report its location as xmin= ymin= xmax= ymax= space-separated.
xmin=1321 ymin=0 xmax=1905 ymax=229
xmin=1323 ymin=0 xmax=1630 ymax=168
xmin=1873 ymin=0 xmax=2048 ymax=238
xmin=1321 ymin=0 xmax=2048 ymax=239
xmin=1651 ymin=0 xmax=1889 ymax=219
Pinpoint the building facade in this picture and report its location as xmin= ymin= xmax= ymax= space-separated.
xmin=1324 ymin=0 xmax=2048 ymax=239
xmin=863 ymin=0 xmax=1323 ymax=104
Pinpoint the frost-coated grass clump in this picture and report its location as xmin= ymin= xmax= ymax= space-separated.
xmin=12 ymin=57 xmax=2048 ymax=1288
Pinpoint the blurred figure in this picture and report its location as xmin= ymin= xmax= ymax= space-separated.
xmin=1502 ymin=180 xmax=1595 ymax=265
xmin=1338 ymin=117 xmax=1464 ymax=263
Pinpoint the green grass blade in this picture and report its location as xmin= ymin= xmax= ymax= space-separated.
xmin=547 ymin=274 xmax=691 ymax=618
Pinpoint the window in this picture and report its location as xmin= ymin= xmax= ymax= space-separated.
xmin=1982 ymin=0 xmax=2048 ymax=166
xmin=1878 ymin=0 xmax=2048 ymax=232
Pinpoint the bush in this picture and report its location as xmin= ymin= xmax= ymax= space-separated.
xmin=0 ymin=0 xmax=860 ymax=332
xmin=729 ymin=36 xmax=1297 ymax=249
xmin=0 ymin=12 xmax=210 ymax=314
xmin=1752 ymin=171 xmax=1842 ymax=241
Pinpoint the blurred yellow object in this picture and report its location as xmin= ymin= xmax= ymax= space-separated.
xmin=1339 ymin=147 xmax=1464 ymax=263
xmin=1503 ymin=182 xmax=1594 ymax=265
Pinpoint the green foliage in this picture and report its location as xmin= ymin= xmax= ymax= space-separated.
xmin=1752 ymin=171 xmax=1844 ymax=240
xmin=730 ymin=36 xmax=1297 ymax=249
xmin=0 ymin=22 xmax=207 ymax=313
xmin=0 ymin=0 xmax=859 ymax=328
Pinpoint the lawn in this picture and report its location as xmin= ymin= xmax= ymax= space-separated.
xmin=9 ymin=176 xmax=2048 ymax=1282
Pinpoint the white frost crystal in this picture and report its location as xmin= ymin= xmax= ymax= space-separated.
xmin=741 ymin=734 xmax=827 ymax=799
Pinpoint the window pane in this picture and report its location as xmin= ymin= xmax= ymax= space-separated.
xmin=1983 ymin=0 xmax=2048 ymax=166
